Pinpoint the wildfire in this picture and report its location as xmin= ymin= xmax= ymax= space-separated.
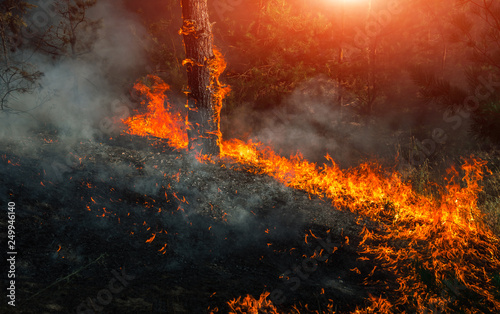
xmin=121 ymin=73 xmax=500 ymax=312
xmin=123 ymin=75 xmax=188 ymax=150
xmin=227 ymin=291 xmax=279 ymax=314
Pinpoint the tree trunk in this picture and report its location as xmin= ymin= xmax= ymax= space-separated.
xmin=180 ymin=0 xmax=223 ymax=156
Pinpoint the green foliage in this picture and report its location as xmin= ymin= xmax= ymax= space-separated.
xmin=410 ymin=66 xmax=468 ymax=108
xmin=221 ymin=0 xmax=336 ymax=110
xmin=409 ymin=0 xmax=500 ymax=144
xmin=471 ymin=99 xmax=500 ymax=142
xmin=215 ymin=0 xmax=425 ymax=115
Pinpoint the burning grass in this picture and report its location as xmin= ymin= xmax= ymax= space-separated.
xmin=123 ymin=75 xmax=189 ymax=150
xmin=220 ymin=141 xmax=500 ymax=313
xmin=227 ymin=291 xmax=279 ymax=314
xmin=123 ymin=75 xmax=500 ymax=313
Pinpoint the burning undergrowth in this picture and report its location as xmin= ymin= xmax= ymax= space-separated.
xmin=1 ymin=77 xmax=500 ymax=313
xmin=120 ymin=75 xmax=500 ymax=313
xmin=1 ymin=133 xmax=379 ymax=313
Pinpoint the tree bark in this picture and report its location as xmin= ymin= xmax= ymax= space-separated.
xmin=180 ymin=0 xmax=223 ymax=156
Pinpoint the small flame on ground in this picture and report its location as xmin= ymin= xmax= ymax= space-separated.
xmin=228 ymin=291 xmax=279 ymax=314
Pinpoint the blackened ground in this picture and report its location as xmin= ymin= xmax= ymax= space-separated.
xmin=0 ymin=132 xmax=395 ymax=314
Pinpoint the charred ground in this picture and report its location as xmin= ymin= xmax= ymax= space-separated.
xmin=0 ymin=132 xmax=392 ymax=313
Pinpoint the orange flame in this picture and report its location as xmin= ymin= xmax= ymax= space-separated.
xmin=121 ymin=70 xmax=500 ymax=312
xmin=228 ymin=291 xmax=279 ymax=314
xmin=123 ymin=75 xmax=188 ymax=150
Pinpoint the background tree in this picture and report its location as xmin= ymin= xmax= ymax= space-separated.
xmin=451 ymin=0 xmax=500 ymax=143
xmin=0 ymin=1 xmax=42 ymax=111
xmin=411 ymin=0 xmax=500 ymax=144
xmin=36 ymin=0 xmax=100 ymax=59
xmin=220 ymin=0 xmax=336 ymax=111
xmin=142 ymin=1 xmax=185 ymax=93
xmin=124 ymin=0 xmax=500 ymax=148
xmin=217 ymin=0 xmax=417 ymax=117
xmin=32 ymin=0 xmax=100 ymax=106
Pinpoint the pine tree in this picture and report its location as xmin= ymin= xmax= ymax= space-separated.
xmin=180 ymin=0 xmax=228 ymax=155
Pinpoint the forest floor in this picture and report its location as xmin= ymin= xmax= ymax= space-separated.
xmin=1 ymin=132 xmax=395 ymax=314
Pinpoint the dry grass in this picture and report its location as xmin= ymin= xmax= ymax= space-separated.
xmin=402 ymin=144 xmax=500 ymax=238
xmin=477 ymin=150 xmax=500 ymax=236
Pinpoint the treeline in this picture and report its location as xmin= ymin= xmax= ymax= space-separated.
xmin=132 ymin=0 xmax=500 ymax=144
xmin=2 ymin=0 xmax=500 ymax=144
xmin=0 ymin=0 xmax=99 ymax=112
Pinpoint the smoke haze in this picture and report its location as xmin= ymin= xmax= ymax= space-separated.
xmin=0 ymin=0 xmax=149 ymax=143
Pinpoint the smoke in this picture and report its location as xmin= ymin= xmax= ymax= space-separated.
xmin=223 ymin=76 xmax=401 ymax=167
xmin=222 ymin=71 xmax=485 ymax=170
xmin=0 ymin=0 xmax=149 ymax=143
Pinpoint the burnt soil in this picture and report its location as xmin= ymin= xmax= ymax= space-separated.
xmin=0 ymin=132 xmax=395 ymax=314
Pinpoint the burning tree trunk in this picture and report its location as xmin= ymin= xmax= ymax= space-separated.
xmin=180 ymin=0 xmax=229 ymax=156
